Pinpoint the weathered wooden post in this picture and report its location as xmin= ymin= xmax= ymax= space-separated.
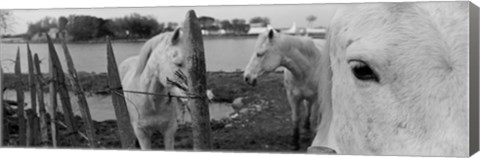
xmin=0 ymin=53 xmax=3 ymax=146
xmin=183 ymin=10 xmax=212 ymax=150
xmin=15 ymin=47 xmax=26 ymax=146
xmin=47 ymin=35 xmax=79 ymax=146
xmin=48 ymin=45 xmax=59 ymax=147
xmin=34 ymin=54 xmax=50 ymax=146
xmin=106 ymin=36 xmax=136 ymax=148
xmin=61 ymin=37 xmax=97 ymax=148
xmin=25 ymin=106 xmax=34 ymax=146
xmin=26 ymin=43 xmax=39 ymax=146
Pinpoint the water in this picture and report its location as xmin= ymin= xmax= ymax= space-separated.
xmin=0 ymin=37 xmax=257 ymax=73
xmin=3 ymin=90 xmax=235 ymax=122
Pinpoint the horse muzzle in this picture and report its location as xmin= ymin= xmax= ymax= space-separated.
xmin=243 ymin=75 xmax=257 ymax=87
xmin=307 ymin=146 xmax=337 ymax=155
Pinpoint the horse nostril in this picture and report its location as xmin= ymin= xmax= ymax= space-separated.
xmin=252 ymin=79 xmax=257 ymax=87
xmin=244 ymin=76 xmax=250 ymax=83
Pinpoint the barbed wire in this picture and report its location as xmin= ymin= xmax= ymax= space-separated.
xmin=93 ymin=87 xmax=206 ymax=99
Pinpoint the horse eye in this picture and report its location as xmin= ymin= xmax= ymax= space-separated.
xmin=348 ymin=60 xmax=379 ymax=82
xmin=256 ymin=53 xmax=264 ymax=57
xmin=176 ymin=63 xmax=183 ymax=67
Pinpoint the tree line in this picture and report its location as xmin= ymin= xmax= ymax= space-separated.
xmin=26 ymin=13 xmax=271 ymax=42
xmin=26 ymin=13 xmax=171 ymax=41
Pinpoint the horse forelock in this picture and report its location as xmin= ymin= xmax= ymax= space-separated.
xmin=329 ymin=2 xmax=468 ymax=67
xmin=135 ymin=32 xmax=175 ymax=76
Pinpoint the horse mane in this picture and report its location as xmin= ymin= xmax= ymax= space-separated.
xmin=135 ymin=32 xmax=173 ymax=76
xmin=279 ymin=34 xmax=322 ymax=60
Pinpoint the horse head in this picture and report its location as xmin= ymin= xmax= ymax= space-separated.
xmin=243 ymin=27 xmax=284 ymax=86
xmin=318 ymin=2 xmax=468 ymax=156
xmin=137 ymin=27 xmax=190 ymax=100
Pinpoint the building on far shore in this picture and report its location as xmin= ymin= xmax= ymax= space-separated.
xmin=201 ymin=29 xmax=227 ymax=35
xmin=30 ymin=28 xmax=60 ymax=42
xmin=247 ymin=23 xmax=268 ymax=35
xmin=305 ymin=27 xmax=327 ymax=39
xmin=282 ymin=22 xmax=298 ymax=35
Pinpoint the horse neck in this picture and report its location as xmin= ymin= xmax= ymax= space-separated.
xmin=137 ymin=59 xmax=165 ymax=93
xmin=279 ymin=35 xmax=321 ymax=80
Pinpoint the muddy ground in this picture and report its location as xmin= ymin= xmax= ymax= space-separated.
xmin=2 ymin=71 xmax=315 ymax=153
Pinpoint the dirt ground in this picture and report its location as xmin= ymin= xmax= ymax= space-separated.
xmin=3 ymin=71 xmax=316 ymax=153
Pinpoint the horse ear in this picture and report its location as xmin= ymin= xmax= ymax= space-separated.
xmin=268 ymin=29 xmax=275 ymax=39
xmin=171 ymin=27 xmax=181 ymax=45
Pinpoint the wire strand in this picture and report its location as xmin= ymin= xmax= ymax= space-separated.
xmin=93 ymin=88 xmax=206 ymax=99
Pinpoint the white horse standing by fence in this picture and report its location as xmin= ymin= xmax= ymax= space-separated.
xmin=309 ymin=2 xmax=469 ymax=156
xmin=119 ymin=28 xmax=189 ymax=150
xmin=243 ymin=28 xmax=331 ymax=150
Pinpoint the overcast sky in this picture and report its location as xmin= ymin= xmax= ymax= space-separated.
xmin=5 ymin=3 xmax=339 ymax=34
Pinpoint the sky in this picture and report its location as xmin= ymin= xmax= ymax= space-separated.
xmin=4 ymin=3 xmax=339 ymax=35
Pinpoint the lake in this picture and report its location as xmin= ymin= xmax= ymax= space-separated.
xmin=0 ymin=37 xmax=258 ymax=73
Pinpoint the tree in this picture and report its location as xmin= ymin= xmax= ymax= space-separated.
xmin=198 ymin=16 xmax=215 ymax=29
xmin=220 ymin=20 xmax=233 ymax=34
xmin=231 ymin=18 xmax=249 ymax=35
xmin=0 ymin=10 xmax=13 ymax=34
xmin=306 ymin=15 xmax=317 ymax=28
xmin=164 ymin=22 xmax=179 ymax=32
xmin=249 ymin=17 xmax=270 ymax=27
xmin=58 ymin=16 xmax=68 ymax=38
xmin=66 ymin=15 xmax=103 ymax=41
xmin=58 ymin=17 xmax=68 ymax=31
xmin=26 ymin=16 xmax=57 ymax=39
xmin=106 ymin=13 xmax=161 ymax=39
xmin=112 ymin=13 xmax=161 ymax=39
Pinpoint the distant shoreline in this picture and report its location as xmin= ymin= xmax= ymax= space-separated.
xmin=0 ymin=34 xmax=259 ymax=44
xmin=1 ymin=34 xmax=327 ymax=44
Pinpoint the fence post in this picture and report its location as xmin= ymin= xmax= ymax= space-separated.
xmin=0 ymin=53 xmax=3 ymax=146
xmin=48 ymin=43 xmax=59 ymax=147
xmin=46 ymin=35 xmax=79 ymax=147
xmin=25 ymin=106 xmax=34 ymax=146
xmin=15 ymin=47 xmax=26 ymax=146
xmin=26 ymin=43 xmax=39 ymax=146
xmin=61 ymin=37 xmax=97 ymax=148
xmin=183 ymin=10 xmax=212 ymax=150
xmin=34 ymin=54 xmax=50 ymax=146
xmin=106 ymin=37 xmax=136 ymax=148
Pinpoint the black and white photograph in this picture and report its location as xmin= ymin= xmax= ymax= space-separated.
xmin=0 ymin=0 xmax=478 ymax=157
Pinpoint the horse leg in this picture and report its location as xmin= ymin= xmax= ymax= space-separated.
xmin=161 ymin=120 xmax=178 ymax=150
xmin=133 ymin=126 xmax=152 ymax=150
xmin=287 ymin=91 xmax=302 ymax=150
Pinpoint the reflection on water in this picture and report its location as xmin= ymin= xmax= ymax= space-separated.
xmin=3 ymin=90 xmax=235 ymax=122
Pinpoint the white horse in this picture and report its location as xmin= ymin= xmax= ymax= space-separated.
xmin=309 ymin=2 xmax=469 ymax=156
xmin=243 ymin=28 xmax=331 ymax=150
xmin=120 ymin=28 xmax=189 ymax=150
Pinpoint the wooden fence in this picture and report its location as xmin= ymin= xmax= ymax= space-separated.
xmin=0 ymin=36 xmax=97 ymax=147
xmin=0 ymin=9 xmax=211 ymax=150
